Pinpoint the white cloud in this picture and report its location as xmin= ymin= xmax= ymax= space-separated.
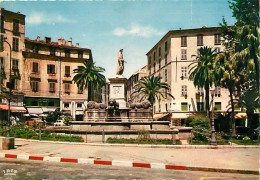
xmin=27 ymin=12 xmax=76 ymax=25
xmin=113 ymin=24 xmax=164 ymax=37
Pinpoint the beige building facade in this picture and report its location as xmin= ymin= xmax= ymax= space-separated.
xmin=127 ymin=65 xmax=147 ymax=103
xmin=0 ymin=8 xmax=27 ymax=118
xmin=23 ymin=36 xmax=92 ymax=120
xmin=146 ymin=27 xmax=232 ymax=125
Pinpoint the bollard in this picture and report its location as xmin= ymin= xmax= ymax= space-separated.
xmin=86 ymin=131 xmax=88 ymax=143
xmin=102 ymin=130 xmax=105 ymax=143
xmin=39 ymin=129 xmax=41 ymax=140
xmin=172 ymin=133 xmax=176 ymax=145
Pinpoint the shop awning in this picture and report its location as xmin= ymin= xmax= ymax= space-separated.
xmin=27 ymin=108 xmax=43 ymax=115
xmin=235 ymin=113 xmax=247 ymax=119
xmin=42 ymin=107 xmax=57 ymax=113
xmin=12 ymin=106 xmax=27 ymax=113
xmin=0 ymin=104 xmax=15 ymax=111
xmin=0 ymin=104 xmax=26 ymax=113
xmin=153 ymin=113 xmax=170 ymax=120
xmin=171 ymin=113 xmax=190 ymax=119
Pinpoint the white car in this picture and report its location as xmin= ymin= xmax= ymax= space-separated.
xmin=54 ymin=120 xmax=65 ymax=126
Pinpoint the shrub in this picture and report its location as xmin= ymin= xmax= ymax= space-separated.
xmin=189 ymin=116 xmax=210 ymax=142
xmin=63 ymin=115 xmax=73 ymax=125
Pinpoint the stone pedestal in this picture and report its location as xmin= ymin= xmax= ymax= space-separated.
xmin=0 ymin=137 xmax=15 ymax=150
xmin=109 ymin=75 xmax=128 ymax=109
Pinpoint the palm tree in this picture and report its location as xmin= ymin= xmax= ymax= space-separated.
xmin=73 ymin=60 xmax=106 ymax=101
xmin=132 ymin=76 xmax=174 ymax=114
xmin=189 ymin=46 xmax=217 ymax=118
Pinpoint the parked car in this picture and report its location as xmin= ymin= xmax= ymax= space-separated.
xmin=253 ymin=127 xmax=260 ymax=134
xmin=54 ymin=120 xmax=65 ymax=126
xmin=25 ymin=118 xmax=44 ymax=127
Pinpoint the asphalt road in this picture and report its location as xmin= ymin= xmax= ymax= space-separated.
xmin=0 ymin=159 xmax=259 ymax=180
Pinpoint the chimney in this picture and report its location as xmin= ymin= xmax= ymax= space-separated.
xmin=67 ymin=37 xmax=72 ymax=46
xmin=44 ymin=37 xmax=51 ymax=43
xmin=58 ymin=38 xmax=65 ymax=45
xmin=36 ymin=35 xmax=40 ymax=42
xmin=76 ymin=43 xmax=79 ymax=47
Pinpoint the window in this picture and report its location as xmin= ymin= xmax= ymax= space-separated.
xmin=181 ymin=102 xmax=188 ymax=111
xmin=197 ymin=102 xmax=204 ymax=111
xmin=197 ymin=35 xmax=203 ymax=46
xmin=158 ymin=47 xmax=161 ymax=57
xmin=234 ymin=102 xmax=240 ymax=111
xmin=0 ymin=35 xmax=3 ymax=51
xmin=12 ymin=59 xmax=18 ymax=70
xmin=197 ymin=87 xmax=204 ymax=96
xmin=214 ymin=87 xmax=221 ymax=97
xmin=165 ymin=41 xmax=168 ymax=51
xmin=215 ymin=47 xmax=220 ymax=53
xmin=13 ymin=79 xmax=18 ymax=90
xmin=0 ymin=16 xmax=4 ymax=31
xmin=78 ymin=88 xmax=83 ymax=94
xmin=48 ymin=101 xmax=54 ymax=106
xmin=153 ymin=52 xmax=156 ymax=60
xmin=13 ymin=19 xmax=19 ymax=33
xmin=65 ymin=50 xmax=70 ymax=58
xmin=65 ymin=83 xmax=70 ymax=93
xmin=148 ymin=56 xmax=151 ymax=65
xmin=49 ymin=82 xmax=55 ymax=93
xmin=65 ymin=66 xmax=70 ymax=77
xmin=47 ymin=64 xmax=55 ymax=74
xmin=33 ymin=45 xmax=38 ymax=53
xmin=78 ymin=51 xmax=83 ymax=58
xmin=153 ymin=63 xmax=156 ymax=73
xmin=165 ymin=54 xmax=168 ymax=64
xmin=214 ymin=34 xmax=221 ymax=45
xmin=31 ymin=81 xmax=38 ymax=92
xmin=32 ymin=62 xmax=38 ymax=73
xmin=181 ymin=36 xmax=187 ymax=47
xmin=165 ymin=103 xmax=168 ymax=112
xmin=64 ymin=103 xmax=70 ymax=108
xmin=165 ymin=69 xmax=167 ymax=82
xmin=0 ymin=57 xmax=3 ymax=69
xmin=77 ymin=103 xmax=83 ymax=108
xmin=181 ymin=85 xmax=187 ymax=96
xmin=214 ymin=102 xmax=221 ymax=111
xmin=50 ymin=47 xmax=55 ymax=56
xmin=12 ymin=38 xmax=19 ymax=52
xmin=181 ymin=49 xmax=187 ymax=60
xmin=159 ymin=59 xmax=161 ymax=69
xmin=181 ymin=67 xmax=187 ymax=78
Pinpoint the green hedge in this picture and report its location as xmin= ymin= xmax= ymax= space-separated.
xmin=107 ymin=138 xmax=181 ymax=145
xmin=0 ymin=123 xmax=82 ymax=142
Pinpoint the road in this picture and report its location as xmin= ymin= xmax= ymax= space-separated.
xmin=0 ymin=159 xmax=259 ymax=180
xmin=2 ymin=139 xmax=258 ymax=172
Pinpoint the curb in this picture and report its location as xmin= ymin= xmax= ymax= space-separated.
xmin=0 ymin=153 xmax=258 ymax=175
xmin=14 ymin=139 xmax=260 ymax=149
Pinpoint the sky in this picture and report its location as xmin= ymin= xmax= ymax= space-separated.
xmin=0 ymin=0 xmax=236 ymax=79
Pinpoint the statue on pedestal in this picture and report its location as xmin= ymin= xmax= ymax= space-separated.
xmin=116 ymin=49 xmax=126 ymax=75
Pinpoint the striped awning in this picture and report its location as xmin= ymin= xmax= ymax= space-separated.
xmin=0 ymin=104 xmax=26 ymax=113
xmin=235 ymin=113 xmax=247 ymax=119
xmin=153 ymin=113 xmax=170 ymax=120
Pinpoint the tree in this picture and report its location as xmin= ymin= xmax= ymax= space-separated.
xmin=73 ymin=60 xmax=106 ymax=101
xmin=228 ymin=0 xmax=259 ymax=130
xmin=132 ymin=76 xmax=174 ymax=114
xmin=189 ymin=46 xmax=217 ymax=117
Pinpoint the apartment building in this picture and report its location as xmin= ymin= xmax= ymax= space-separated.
xmin=127 ymin=65 xmax=147 ymax=103
xmin=0 ymin=8 xmax=27 ymax=120
xmin=146 ymin=26 xmax=231 ymax=125
xmin=23 ymin=36 xmax=92 ymax=120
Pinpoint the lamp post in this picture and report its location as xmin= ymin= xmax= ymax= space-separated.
xmin=209 ymin=88 xmax=217 ymax=145
xmin=3 ymin=37 xmax=12 ymax=137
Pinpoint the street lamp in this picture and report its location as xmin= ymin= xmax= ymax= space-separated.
xmin=3 ymin=37 xmax=12 ymax=137
xmin=209 ymin=88 xmax=217 ymax=145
